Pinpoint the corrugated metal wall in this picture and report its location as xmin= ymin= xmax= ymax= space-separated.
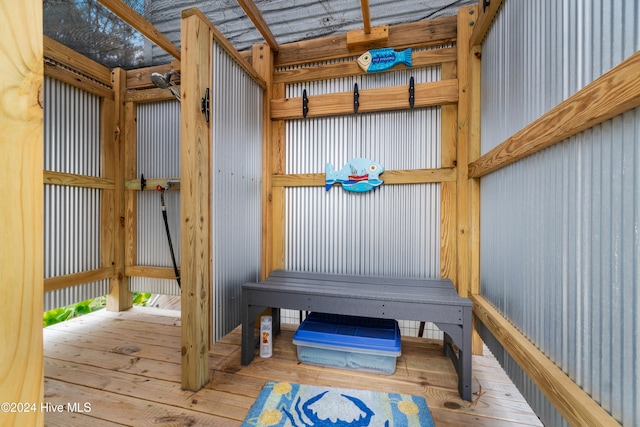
xmin=211 ymin=41 xmax=263 ymax=341
xmin=283 ymin=58 xmax=444 ymax=336
xmin=479 ymin=1 xmax=640 ymax=425
xmin=44 ymin=77 xmax=108 ymax=310
xmin=130 ymin=100 xmax=182 ymax=295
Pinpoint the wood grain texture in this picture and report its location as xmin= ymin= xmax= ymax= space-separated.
xmin=0 ymin=1 xmax=44 ymax=425
xmin=125 ymin=265 xmax=181 ymax=280
xmin=43 ymin=171 xmax=114 ymax=189
xmin=272 ymin=168 xmax=456 ymax=187
xmin=236 ymin=0 xmax=279 ymax=51
xmin=469 ymin=0 xmax=505 ymax=47
xmin=43 ymin=308 xmax=543 ymax=426
xmin=272 ymin=79 xmax=458 ymax=120
xmin=106 ymin=68 xmax=132 ymax=312
xmin=273 ymin=47 xmax=457 ymax=85
xmin=44 ymin=36 xmax=112 ymax=87
xmin=44 ymin=268 xmax=115 ymax=293
xmin=180 ymin=11 xmax=212 ymax=391
xmin=98 ymin=0 xmax=180 ymax=60
xmin=44 ymin=61 xmax=114 ymax=100
xmin=468 ymin=49 xmax=640 ymax=178
xmin=275 ymin=15 xmax=458 ymax=67
xmin=472 ymin=295 xmax=621 ymax=427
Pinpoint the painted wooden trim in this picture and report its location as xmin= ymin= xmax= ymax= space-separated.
xmin=275 ymin=15 xmax=458 ymax=67
xmin=44 ymin=268 xmax=115 ymax=292
xmin=97 ymin=0 xmax=180 ymax=60
xmin=182 ymin=8 xmax=266 ymax=89
xmin=469 ymin=0 xmax=505 ymax=48
xmin=125 ymin=265 xmax=180 ymax=280
xmin=271 ymin=79 xmax=458 ymax=120
xmin=180 ymin=11 xmax=212 ymax=391
xmin=469 ymin=49 xmax=640 ymax=178
xmin=44 ymin=35 xmax=112 ymax=87
xmin=273 ymin=47 xmax=457 ymax=85
xmin=44 ymin=62 xmax=114 ymax=100
xmin=472 ymin=294 xmax=621 ymax=426
xmin=272 ymin=168 xmax=456 ymax=187
xmin=1 ymin=0 xmax=44 ymax=423
xmin=43 ymin=170 xmax=115 ymax=189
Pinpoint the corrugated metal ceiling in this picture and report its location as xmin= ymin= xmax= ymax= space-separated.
xmin=43 ymin=0 xmax=475 ymax=69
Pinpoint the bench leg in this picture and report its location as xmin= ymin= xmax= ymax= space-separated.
xmin=241 ymin=303 xmax=267 ymax=365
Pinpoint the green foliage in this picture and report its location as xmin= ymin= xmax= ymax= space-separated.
xmin=43 ymin=292 xmax=152 ymax=327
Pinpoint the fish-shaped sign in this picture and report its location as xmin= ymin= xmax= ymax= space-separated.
xmin=357 ymin=48 xmax=412 ymax=73
xmin=326 ymin=158 xmax=384 ymax=193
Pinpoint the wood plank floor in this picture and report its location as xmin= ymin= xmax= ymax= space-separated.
xmin=43 ymin=306 xmax=542 ymax=426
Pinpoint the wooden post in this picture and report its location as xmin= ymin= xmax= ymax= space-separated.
xmin=0 ymin=1 xmax=44 ymax=425
xmin=106 ymin=67 xmax=132 ymax=311
xmin=458 ymin=5 xmax=484 ymax=355
xmin=180 ymin=9 xmax=212 ymax=391
xmin=440 ymin=61 xmax=458 ymax=286
xmin=252 ymin=43 xmax=275 ymax=280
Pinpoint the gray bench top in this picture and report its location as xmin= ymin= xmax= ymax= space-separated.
xmin=244 ymin=269 xmax=472 ymax=307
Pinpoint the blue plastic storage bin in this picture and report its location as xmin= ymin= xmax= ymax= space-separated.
xmin=292 ymin=312 xmax=401 ymax=375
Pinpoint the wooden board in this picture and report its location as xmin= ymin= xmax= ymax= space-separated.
xmin=1 ymin=1 xmax=44 ymax=426
xmin=43 ymin=308 xmax=543 ymax=426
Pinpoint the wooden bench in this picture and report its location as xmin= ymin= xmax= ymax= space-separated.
xmin=241 ymin=269 xmax=473 ymax=401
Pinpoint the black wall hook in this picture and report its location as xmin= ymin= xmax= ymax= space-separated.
xmin=409 ymin=77 xmax=415 ymax=109
xmin=201 ymin=88 xmax=210 ymax=123
xmin=302 ymin=89 xmax=309 ymax=118
xmin=354 ymin=83 xmax=360 ymax=114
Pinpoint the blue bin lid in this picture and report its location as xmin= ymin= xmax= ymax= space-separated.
xmin=293 ymin=312 xmax=401 ymax=354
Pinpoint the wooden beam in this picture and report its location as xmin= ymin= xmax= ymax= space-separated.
xmin=272 ymin=79 xmax=458 ymax=120
xmin=457 ymin=6 xmax=484 ymax=356
xmin=272 ymin=168 xmax=456 ymax=187
xmin=44 ymin=36 xmax=112 ymax=87
xmin=346 ymin=25 xmax=389 ymax=50
xmin=274 ymin=47 xmax=456 ymax=85
xmin=43 ymin=171 xmax=114 ymax=189
xmin=106 ymin=68 xmax=132 ymax=312
xmin=440 ymin=61 xmax=458 ymax=288
xmin=469 ymin=49 xmax=640 ymax=178
xmin=97 ymin=0 xmax=181 ymax=60
xmin=252 ymin=43 xmax=274 ymax=280
xmin=236 ymin=0 xmax=279 ymax=52
xmin=360 ymin=0 xmax=371 ymax=34
xmin=125 ymin=177 xmax=181 ymax=191
xmin=44 ymin=61 xmax=114 ymax=100
xmin=180 ymin=10 xmax=212 ymax=392
xmin=126 ymin=62 xmax=181 ymax=90
xmin=472 ymin=295 xmax=621 ymax=426
xmin=44 ymin=268 xmax=115 ymax=293
xmin=126 ymin=265 xmax=180 ymax=280
xmin=469 ymin=0 xmax=504 ymax=48
xmin=125 ymin=88 xmax=180 ymax=103
xmin=124 ymin=100 xmax=138 ymax=286
xmin=275 ymin=15 xmax=458 ymax=67
xmin=182 ymin=8 xmax=266 ymax=89
xmin=0 ymin=0 xmax=44 ymax=424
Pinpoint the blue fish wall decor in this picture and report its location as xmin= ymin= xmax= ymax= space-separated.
xmin=357 ymin=47 xmax=412 ymax=73
xmin=326 ymin=157 xmax=384 ymax=193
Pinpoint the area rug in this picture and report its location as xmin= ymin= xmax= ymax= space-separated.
xmin=241 ymin=381 xmax=435 ymax=427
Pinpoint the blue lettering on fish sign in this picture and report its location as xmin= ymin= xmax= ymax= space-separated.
xmin=357 ymin=47 xmax=412 ymax=73
xmin=326 ymin=157 xmax=384 ymax=193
